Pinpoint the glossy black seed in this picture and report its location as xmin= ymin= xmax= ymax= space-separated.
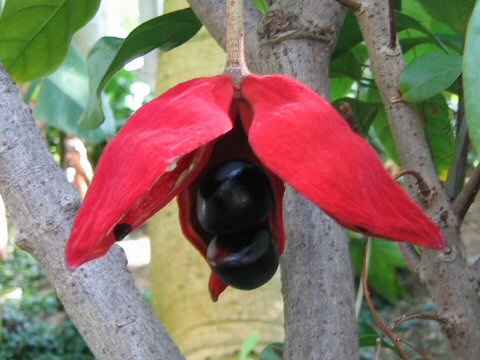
xmin=196 ymin=160 xmax=274 ymax=234
xmin=206 ymin=226 xmax=279 ymax=290
xmin=113 ymin=223 xmax=132 ymax=241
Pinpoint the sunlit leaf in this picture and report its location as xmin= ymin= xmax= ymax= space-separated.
xmin=396 ymin=11 xmax=446 ymax=51
xmin=417 ymin=0 xmax=476 ymax=35
xmin=250 ymin=0 xmax=269 ymax=14
xmin=34 ymin=46 xmax=116 ymax=144
xmin=400 ymin=52 xmax=462 ymax=102
xmin=464 ymin=0 xmax=480 ymax=156
xmin=0 ymin=0 xmax=100 ymax=82
xmin=239 ymin=332 xmax=261 ymax=360
xmin=79 ymin=8 xmax=202 ymax=129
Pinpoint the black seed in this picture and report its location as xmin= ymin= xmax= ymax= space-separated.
xmin=196 ymin=160 xmax=274 ymax=234
xmin=113 ymin=223 xmax=132 ymax=241
xmin=206 ymin=225 xmax=279 ymax=290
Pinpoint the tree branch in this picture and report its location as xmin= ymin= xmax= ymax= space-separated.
xmin=0 ymin=64 xmax=184 ymax=360
xmin=348 ymin=0 xmax=480 ymax=358
xmin=453 ymin=164 xmax=480 ymax=221
xmin=445 ymin=100 xmax=469 ymax=199
xmin=398 ymin=243 xmax=421 ymax=275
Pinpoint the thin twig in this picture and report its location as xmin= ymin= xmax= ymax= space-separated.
xmin=398 ymin=338 xmax=433 ymax=360
xmin=362 ymin=239 xmax=410 ymax=360
xmin=445 ymin=90 xmax=469 ymax=199
xmin=453 ymin=164 xmax=480 ymax=220
xmin=224 ymin=0 xmax=250 ymax=87
xmin=374 ymin=340 xmax=383 ymax=360
xmin=388 ymin=0 xmax=397 ymax=49
xmin=393 ymin=169 xmax=432 ymax=203
xmin=355 ymin=237 xmax=371 ymax=319
xmin=374 ymin=312 xmax=443 ymax=360
xmin=390 ymin=312 xmax=449 ymax=330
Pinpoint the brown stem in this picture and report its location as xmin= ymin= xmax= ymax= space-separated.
xmin=335 ymin=0 xmax=361 ymax=11
xmin=388 ymin=0 xmax=397 ymax=49
xmin=445 ymin=88 xmax=469 ymax=199
xmin=390 ymin=312 xmax=449 ymax=330
xmin=224 ymin=0 xmax=250 ymax=87
xmin=453 ymin=164 xmax=480 ymax=220
xmin=362 ymin=238 xmax=410 ymax=360
xmin=393 ymin=169 xmax=433 ymax=203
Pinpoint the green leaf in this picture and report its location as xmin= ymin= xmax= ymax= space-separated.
xmin=396 ymin=11 xmax=446 ymax=51
xmin=0 ymin=0 xmax=100 ymax=82
xmin=417 ymin=0 xmax=476 ymax=35
xmin=400 ymin=52 xmax=462 ymax=102
xmin=260 ymin=343 xmax=284 ymax=360
xmin=465 ymin=0 xmax=480 ymax=156
xmin=421 ymin=95 xmax=455 ymax=179
xmin=351 ymin=238 xmax=408 ymax=302
xmin=239 ymin=332 xmax=260 ymax=360
xmin=358 ymin=322 xmax=378 ymax=347
xmin=372 ymin=108 xmax=401 ymax=165
xmin=34 ymin=46 xmax=116 ymax=144
xmin=79 ymin=8 xmax=202 ymax=129
xmin=330 ymin=77 xmax=355 ymax=101
xmin=334 ymin=12 xmax=363 ymax=58
xmin=330 ymin=44 xmax=368 ymax=80
xmin=250 ymin=0 xmax=269 ymax=14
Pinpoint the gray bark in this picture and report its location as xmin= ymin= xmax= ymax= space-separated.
xmin=188 ymin=1 xmax=359 ymax=359
xmin=339 ymin=1 xmax=480 ymax=358
xmin=0 ymin=64 xmax=184 ymax=360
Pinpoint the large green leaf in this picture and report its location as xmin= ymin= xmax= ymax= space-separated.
xmin=79 ymin=7 xmax=202 ymax=129
xmin=400 ymin=52 xmax=462 ymax=102
xmin=0 ymin=0 xmax=100 ymax=82
xmin=421 ymin=95 xmax=455 ymax=179
xmin=372 ymin=108 xmax=401 ymax=165
xmin=465 ymin=0 xmax=480 ymax=156
xmin=351 ymin=238 xmax=408 ymax=302
xmin=34 ymin=46 xmax=116 ymax=144
xmin=334 ymin=12 xmax=363 ymax=59
xmin=396 ymin=11 xmax=446 ymax=51
xmin=417 ymin=0 xmax=476 ymax=35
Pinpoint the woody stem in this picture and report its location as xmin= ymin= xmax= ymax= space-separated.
xmin=224 ymin=0 xmax=249 ymax=86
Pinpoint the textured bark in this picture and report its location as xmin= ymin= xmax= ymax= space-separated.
xmin=187 ymin=1 xmax=359 ymax=359
xmin=346 ymin=1 xmax=480 ymax=358
xmin=0 ymin=64 xmax=184 ymax=360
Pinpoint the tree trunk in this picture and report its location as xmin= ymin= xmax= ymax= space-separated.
xmin=0 ymin=64 xmax=183 ymax=360
xmin=187 ymin=1 xmax=359 ymax=359
xmin=150 ymin=2 xmax=283 ymax=359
